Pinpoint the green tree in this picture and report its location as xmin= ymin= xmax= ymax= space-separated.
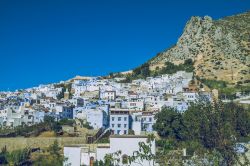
xmin=6 ymin=148 xmax=31 ymax=166
xmin=141 ymin=63 xmax=150 ymax=78
xmin=184 ymin=58 xmax=193 ymax=66
xmin=153 ymin=107 xmax=186 ymax=141
xmin=223 ymin=102 xmax=250 ymax=137
xmin=128 ymin=134 xmax=156 ymax=166
xmin=48 ymin=140 xmax=61 ymax=157
xmin=0 ymin=146 xmax=8 ymax=165
xmin=44 ymin=116 xmax=62 ymax=133
xmin=154 ymin=99 xmax=250 ymax=166
xmin=182 ymin=100 xmax=247 ymax=165
xmin=33 ymin=140 xmax=65 ymax=166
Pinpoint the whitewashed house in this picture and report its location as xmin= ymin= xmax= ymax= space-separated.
xmin=96 ymin=135 xmax=156 ymax=166
xmin=99 ymin=90 xmax=116 ymax=101
xmin=182 ymin=92 xmax=197 ymax=102
xmin=141 ymin=112 xmax=156 ymax=133
xmin=74 ymin=106 xmax=108 ymax=129
xmin=68 ymin=97 xmax=84 ymax=107
xmin=131 ymin=111 xmax=156 ymax=134
xmin=64 ymin=145 xmax=95 ymax=166
xmin=122 ymin=99 xmax=144 ymax=111
xmin=110 ymin=109 xmax=130 ymax=135
xmin=54 ymin=104 xmax=74 ymax=119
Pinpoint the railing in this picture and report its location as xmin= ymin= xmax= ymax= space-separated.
xmin=94 ymin=128 xmax=112 ymax=143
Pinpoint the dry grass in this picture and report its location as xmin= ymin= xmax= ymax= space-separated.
xmin=0 ymin=137 xmax=86 ymax=152
xmin=0 ymin=128 xmax=98 ymax=152
xmin=38 ymin=131 xmax=56 ymax=137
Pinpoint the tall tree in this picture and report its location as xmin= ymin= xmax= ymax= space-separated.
xmin=153 ymin=107 xmax=186 ymax=141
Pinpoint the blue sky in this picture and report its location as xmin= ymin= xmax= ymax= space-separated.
xmin=0 ymin=0 xmax=249 ymax=91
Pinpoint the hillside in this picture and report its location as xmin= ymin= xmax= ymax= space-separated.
xmin=148 ymin=11 xmax=250 ymax=85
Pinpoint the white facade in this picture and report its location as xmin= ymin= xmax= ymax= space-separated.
xmin=100 ymin=91 xmax=116 ymax=101
xmin=183 ymin=92 xmax=197 ymax=102
xmin=54 ymin=105 xmax=73 ymax=119
xmin=110 ymin=109 xmax=129 ymax=135
xmin=74 ymin=107 xmax=107 ymax=129
xmin=141 ymin=113 xmax=156 ymax=132
xmin=122 ymin=100 xmax=144 ymax=111
xmin=64 ymin=146 xmax=82 ymax=166
xmin=131 ymin=112 xmax=156 ymax=134
xmin=96 ymin=135 xmax=156 ymax=166
xmin=64 ymin=146 xmax=96 ymax=166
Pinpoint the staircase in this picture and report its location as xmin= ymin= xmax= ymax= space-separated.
xmin=86 ymin=127 xmax=111 ymax=144
xmin=94 ymin=128 xmax=112 ymax=143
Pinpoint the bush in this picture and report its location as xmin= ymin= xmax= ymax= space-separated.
xmin=78 ymin=119 xmax=93 ymax=129
xmin=58 ymin=118 xmax=75 ymax=126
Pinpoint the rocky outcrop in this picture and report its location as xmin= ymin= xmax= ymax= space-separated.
xmin=149 ymin=11 xmax=250 ymax=85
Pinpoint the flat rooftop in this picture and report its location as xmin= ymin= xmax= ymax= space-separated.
xmin=110 ymin=135 xmax=148 ymax=138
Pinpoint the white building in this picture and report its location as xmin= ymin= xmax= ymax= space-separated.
xmin=99 ymin=90 xmax=116 ymax=101
xmin=64 ymin=145 xmax=95 ymax=166
xmin=182 ymin=92 xmax=197 ymax=102
xmin=122 ymin=99 xmax=144 ymax=111
xmin=64 ymin=135 xmax=156 ymax=166
xmin=141 ymin=112 xmax=156 ymax=133
xmin=131 ymin=111 xmax=156 ymax=134
xmin=110 ymin=109 xmax=130 ymax=135
xmin=96 ymin=135 xmax=156 ymax=166
xmin=74 ymin=106 xmax=108 ymax=129
xmin=54 ymin=104 xmax=73 ymax=119
xmin=68 ymin=97 xmax=84 ymax=107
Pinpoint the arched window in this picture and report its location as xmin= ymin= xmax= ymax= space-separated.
xmin=122 ymin=154 xmax=128 ymax=164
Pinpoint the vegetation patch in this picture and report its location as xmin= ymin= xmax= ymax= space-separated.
xmin=153 ymin=101 xmax=250 ymax=165
xmin=119 ymin=59 xmax=194 ymax=83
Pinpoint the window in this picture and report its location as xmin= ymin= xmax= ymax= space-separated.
xmin=124 ymin=130 xmax=127 ymax=135
xmin=130 ymin=103 xmax=136 ymax=106
xmin=112 ymin=124 xmax=114 ymax=127
xmin=112 ymin=117 xmax=115 ymax=121
xmin=122 ymin=154 xmax=128 ymax=164
xmin=118 ymin=124 xmax=121 ymax=128
xmin=149 ymin=117 xmax=152 ymax=122
xmin=124 ymin=117 xmax=127 ymax=121
xmin=124 ymin=124 xmax=127 ymax=128
xmin=118 ymin=117 xmax=121 ymax=121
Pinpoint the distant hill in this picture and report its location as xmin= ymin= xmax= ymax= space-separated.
xmin=148 ymin=11 xmax=250 ymax=86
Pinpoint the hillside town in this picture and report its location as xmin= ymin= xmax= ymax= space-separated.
xmin=0 ymin=71 xmax=219 ymax=165
xmin=0 ymin=71 xmax=213 ymax=131
xmin=1 ymin=0 xmax=250 ymax=164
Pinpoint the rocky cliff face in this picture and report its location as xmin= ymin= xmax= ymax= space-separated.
xmin=149 ymin=11 xmax=250 ymax=85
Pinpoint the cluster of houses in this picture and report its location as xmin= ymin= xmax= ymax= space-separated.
xmin=0 ymin=71 xmax=216 ymax=131
xmin=0 ymin=71 xmax=215 ymax=165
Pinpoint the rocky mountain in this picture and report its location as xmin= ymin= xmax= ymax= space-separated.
xmin=148 ymin=11 xmax=250 ymax=85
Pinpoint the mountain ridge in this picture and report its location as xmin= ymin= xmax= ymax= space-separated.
xmin=147 ymin=11 xmax=250 ymax=85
